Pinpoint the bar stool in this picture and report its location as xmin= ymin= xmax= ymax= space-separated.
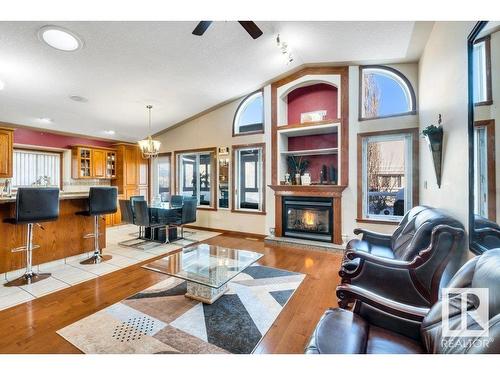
xmin=3 ymin=187 xmax=60 ymax=286
xmin=78 ymin=187 xmax=117 ymax=265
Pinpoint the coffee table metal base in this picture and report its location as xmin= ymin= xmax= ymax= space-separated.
xmin=185 ymin=281 xmax=229 ymax=304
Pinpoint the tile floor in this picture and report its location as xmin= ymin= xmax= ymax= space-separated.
xmin=0 ymin=225 xmax=221 ymax=311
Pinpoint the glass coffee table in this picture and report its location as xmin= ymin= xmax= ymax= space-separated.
xmin=143 ymin=243 xmax=263 ymax=304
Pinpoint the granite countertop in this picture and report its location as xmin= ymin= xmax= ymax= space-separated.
xmin=0 ymin=192 xmax=90 ymax=204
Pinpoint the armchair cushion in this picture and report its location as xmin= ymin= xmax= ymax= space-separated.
xmin=305 ymin=308 xmax=423 ymax=354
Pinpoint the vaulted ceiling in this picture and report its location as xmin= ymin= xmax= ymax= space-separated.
xmin=0 ymin=21 xmax=433 ymax=141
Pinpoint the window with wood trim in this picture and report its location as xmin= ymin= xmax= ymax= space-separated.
xmin=359 ymin=66 xmax=416 ymax=121
xmin=176 ymin=150 xmax=215 ymax=208
xmin=151 ymin=153 xmax=171 ymax=201
xmin=12 ymin=148 xmax=62 ymax=188
xmin=473 ymin=36 xmax=492 ymax=106
xmin=358 ymin=129 xmax=418 ymax=222
xmin=232 ymin=144 xmax=265 ymax=213
xmin=233 ymin=91 xmax=264 ymax=136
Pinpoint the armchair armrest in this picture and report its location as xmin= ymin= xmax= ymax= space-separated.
xmin=336 ymin=284 xmax=429 ymax=322
xmin=344 ymin=249 xmax=413 ymax=269
xmin=352 ymin=228 xmax=392 ymax=247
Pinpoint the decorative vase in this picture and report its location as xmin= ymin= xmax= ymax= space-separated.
xmin=424 ymin=126 xmax=444 ymax=188
xmin=295 ymin=173 xmax=301 ymax=185
xmin=301 ymin=173 xmax=311 ymax=186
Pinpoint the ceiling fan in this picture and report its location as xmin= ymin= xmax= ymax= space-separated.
xmin=192 ymin=21 xmax=263 ymax=39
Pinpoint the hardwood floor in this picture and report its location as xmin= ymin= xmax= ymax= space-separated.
xmin=0 ymin=232 xmax=343 ymax=354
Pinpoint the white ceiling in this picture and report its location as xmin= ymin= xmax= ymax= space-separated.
xmin=0 ymin=21 xmax=433 ymax=142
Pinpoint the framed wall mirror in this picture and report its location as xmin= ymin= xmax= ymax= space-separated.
xmin=469 ymin=21 xmax=500 ymax=253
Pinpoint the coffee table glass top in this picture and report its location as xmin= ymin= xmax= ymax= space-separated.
xmin=143 ymin=243 xmax=263 ymax=288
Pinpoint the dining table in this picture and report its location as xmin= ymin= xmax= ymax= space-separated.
xmin=142 ymin=201 xmax=183 ymax=243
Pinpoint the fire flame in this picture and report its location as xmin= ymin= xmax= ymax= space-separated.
xmin=303 ymin=211 xmax=316 ymax=226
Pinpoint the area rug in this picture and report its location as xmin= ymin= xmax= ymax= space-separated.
xmin=57 ymin=265 xmax=305 ymax=354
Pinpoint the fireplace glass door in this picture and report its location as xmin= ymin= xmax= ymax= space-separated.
xmin=283 ymin=197 xmax=333 ymax=242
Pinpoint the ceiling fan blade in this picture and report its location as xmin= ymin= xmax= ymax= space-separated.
xmin=238 ymin=21 xmax=263 ymax=39
xmin=192 ymin=21 xmax=213 ymax=36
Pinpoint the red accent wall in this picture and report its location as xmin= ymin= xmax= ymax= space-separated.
xmin=287 ymin=83 xmax=338 ymax=125
xmin=13 ymin=128 xmax=114 ymax=149
xmin=305 ymin=155 xmax=338 ymax=183
xmin=287 ymin=133 xmax=338 ymax=151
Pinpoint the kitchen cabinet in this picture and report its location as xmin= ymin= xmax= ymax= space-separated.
xmin=0 ymin=127 xmax=14 ymax=178
xmin=92 ymin=149 xmax=106 ymax=178
xmin=71 ymin=145 xmax=117 ymax=179
xmin=111 ymin=143 xmax=149 ymax=226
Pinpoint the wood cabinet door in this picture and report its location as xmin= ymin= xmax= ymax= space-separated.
xmin=125 ymin=187 xmax=140 ymax=199
xmin=92 ymin=149 xmax=106 ymax=178
xmin=138 ymin=151 xmax=148 ymax=186
xmin=138 ymin=186 xmax=148 ymax=201
xmin=0 ymin=128 xmax=13 ymax=178
xmin=124 ymin=146 xmax=138 ymax=185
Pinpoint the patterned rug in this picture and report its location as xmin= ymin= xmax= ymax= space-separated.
xmin=57 ymin=265 xmax=305 ymax=354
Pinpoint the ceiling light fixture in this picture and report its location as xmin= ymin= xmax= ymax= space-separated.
xmin=38 ymin=25 xmax=83 ymax=52
xmin=69 ymin=95 xmax=88 ymax=103
xmin=138 ymin=105 xmax=161 ymax=159
xmin=0 ymin=80 xmax=5 ymax=90
xmin=104 ymin=130 xmax=115 ymax=135
xmin=276 ymin=34 xmax=294 ymax=65
xmin=38 ymin=117 xmax=53 ymax=124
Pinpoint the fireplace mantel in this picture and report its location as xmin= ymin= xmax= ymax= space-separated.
xmin=269 ymin=184 xmax=344 ymax=244
xmin=268 ymin=184 xmax=346 ymax=197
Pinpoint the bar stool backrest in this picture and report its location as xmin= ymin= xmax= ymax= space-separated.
xmin=88 ymin=187 xmax=118 ymax=216
xmin=133 ymin=200 xmax=150 ymax=227
xmin=15 ymin=187 xmax=60 ymax=224
xmin=119 ymin=199 xmax=134 ymax=224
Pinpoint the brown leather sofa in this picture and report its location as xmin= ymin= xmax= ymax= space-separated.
xmin=339 ymin=206 xmax=466 ymax=308
xmin=305 ymin=249 xmax=500 ymax=354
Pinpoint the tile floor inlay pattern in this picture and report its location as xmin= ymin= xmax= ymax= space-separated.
xmin=57 ymin=265 xmax=305 ymax=354
xmin=0 ymin=225 xmax=221 ymax=311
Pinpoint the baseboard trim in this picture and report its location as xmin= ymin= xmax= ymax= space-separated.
xmin=184 ymin=225 xmax=266 ymax=240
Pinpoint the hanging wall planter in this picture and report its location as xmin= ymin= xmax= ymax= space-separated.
xmin=422 ymin=116 xmax=444 ymax=188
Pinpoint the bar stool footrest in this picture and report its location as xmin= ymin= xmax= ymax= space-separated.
xmin=11 ymin=244 xmax=40 ymax=253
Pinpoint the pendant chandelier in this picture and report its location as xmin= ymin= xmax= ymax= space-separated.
xmin=138 ymin=105 xmax=161 ymax=158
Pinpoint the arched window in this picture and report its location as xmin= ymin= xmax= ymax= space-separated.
xmin=233 ymin=90 xmax=264 ymax=136
xmin=360 ymin=66 xmax=416 ymax=120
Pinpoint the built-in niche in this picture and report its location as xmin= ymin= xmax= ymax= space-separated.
xmin=277 ymin=81 xmax=341 ymax=186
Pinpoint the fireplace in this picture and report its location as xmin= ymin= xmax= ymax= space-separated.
xmin=282 ymin=196 xmax=333 ymax=242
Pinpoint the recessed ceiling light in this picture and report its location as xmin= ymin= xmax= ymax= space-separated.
xmin=0 ymin=80 xmax=4 ymax=90
xmin=38 ymin=117 xmax=53 ymax=124
xmin=104 ymin=130 xmax=116 ymax=135
xmin=69 ymin=95 xmax=88 ymax=103
xmin=38 ymin=25 xmax=83 ymax=52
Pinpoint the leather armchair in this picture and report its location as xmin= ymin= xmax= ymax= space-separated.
xmin=339 ymin=206 xmax=466 ymax=308
xmin=306 ymin=249 xmax=500 ymax=354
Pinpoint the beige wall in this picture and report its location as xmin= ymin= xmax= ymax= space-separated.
xmin=155 ymin=87 xmax=270 ymax=235
xmin=418 ymin=21 xmax=476 ymax=229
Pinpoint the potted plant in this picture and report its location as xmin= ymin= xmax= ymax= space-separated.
xmin=422 ymin=118 xmax=444 ymax=188
xmin=287 ymin=156 xmax=310 ymax=185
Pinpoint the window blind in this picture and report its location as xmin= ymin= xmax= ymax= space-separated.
xmin=12 ymin=149 xmax=61 ymax=187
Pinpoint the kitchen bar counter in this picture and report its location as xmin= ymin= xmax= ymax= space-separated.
xmin=0 ymin=192 xmax=90 ymax=204
xmin=0 ymin=193 xmax=106 ymax=274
